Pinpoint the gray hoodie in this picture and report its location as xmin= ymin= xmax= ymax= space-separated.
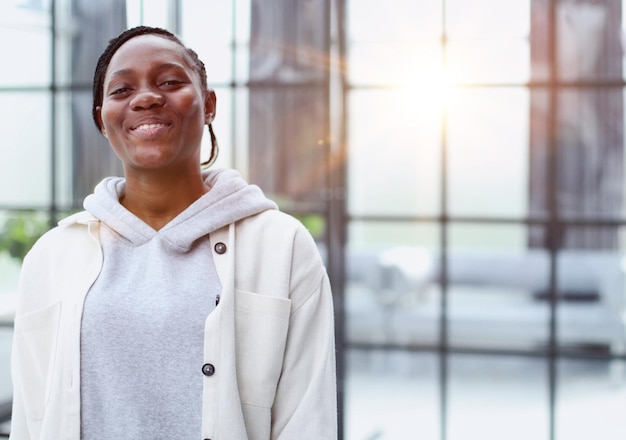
xmin=80 ymin=168 xmax=277 ymax=440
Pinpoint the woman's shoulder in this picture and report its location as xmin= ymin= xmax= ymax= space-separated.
xmin=236 ymin=209 xmax=324 ymax=267
xmin=245 ymin=208 xmax=302 ymax=228
xmin=238 ymin=209 xmax=315 ymax=245
xmin=25 ymin=211 xmax=98 ymax=261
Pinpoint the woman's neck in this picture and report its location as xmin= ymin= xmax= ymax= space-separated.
xmin=121 ymin=168 xmax=209 ymax=231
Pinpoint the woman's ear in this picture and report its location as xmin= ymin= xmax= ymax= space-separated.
xmin=204 ymin=89 xmax=217 ymax=124
xmin=95 ymin=106 xmax=108 ymax=138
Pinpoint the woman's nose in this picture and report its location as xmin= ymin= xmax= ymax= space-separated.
xmin=130 ymin=87 xmax=165 ymax=110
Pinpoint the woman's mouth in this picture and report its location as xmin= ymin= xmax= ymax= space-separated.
xmin=131 ymin=123 xmax=170 ymax=138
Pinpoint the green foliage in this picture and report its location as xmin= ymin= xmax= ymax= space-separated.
xmin=0 ymin=217 xmax=49 ymax=262
xmin=296 ymin=214 xmax=325 ymax=239
xmin=269 ymin=195 xmax=326 ymax=239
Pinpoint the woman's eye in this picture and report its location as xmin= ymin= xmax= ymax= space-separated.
xmin=110 ymin=87 xmax=131 ymax=96
xmin=160 ymin=79 xmax=185 ymax=87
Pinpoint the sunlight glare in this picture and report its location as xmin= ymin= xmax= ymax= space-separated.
xmin=400 ymin=68 xmax=455 ymax=115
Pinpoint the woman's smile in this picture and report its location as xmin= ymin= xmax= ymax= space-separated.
xmin=131 ymin=122 xmax=171 ymax=139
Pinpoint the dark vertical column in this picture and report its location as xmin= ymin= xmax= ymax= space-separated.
xmin=248 ymin=0 xmax=330 ymax=207
xmin=331 ymin=3 xmax=347 ymax=438
xmin=530 ymin=1 xmax=623 ymax=439
xmin=70 ymin=0 xmax=126 ymax=204
xmin=530 ymin=0 xmax=623 ymax=249
xmin=50 ymin=0 xmax=58 ymax=226
xmin=440 ymin=2 xmax=449 ymax=439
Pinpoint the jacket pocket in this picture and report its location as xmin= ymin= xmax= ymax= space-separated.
xmin=13 ymin=301 xmax=62 ymax=422
xmin=235 ymin=290 xmax=291 ymax=408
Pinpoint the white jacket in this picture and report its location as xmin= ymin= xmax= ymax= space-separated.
xmin=10 ymin=209 xmax=337 ymax=440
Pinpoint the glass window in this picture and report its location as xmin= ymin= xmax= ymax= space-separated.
xmin=446 ymin=0 xmax=530 ymax=39
xmin=554 ymin=226 xmax=626 ymax=351
xmin=345 ymin=349 xmax=441 ymax=439
xmin=0 ymin=210 xmax=50 ymax=294
xmin=346 ymin=221 xmax=441 ymax=346
xmin=0 ymin=327 xmax=13 ymax=407
xmin=446 ymin=40 xmax=530 ymax=84
xmin=347 ymin=0 xmax=443 ymax=87
xmin=556 ymin=358 xmax=626 ymax=440
xmin=446 ymin=0 xmax=530 ymax=84
xmin=54 ymin=91 xmax=77 ymax=209
xmin=233 ymin=0 xmax=251 ymax=84
xmin=447 ymin=87 xmax=529 ymax=218
xmin=348 ymin=89 xmax=442 ymax=217
xmin=0 ymin=5 xmax=51 ymax=87
xmin=448 ymin=223 xmax=550 ymax=349
xmin=126 ymin=0 xmax=174 ymax=29
xmin=181 ymin=0 xmax=235 ymax=84
xmin=206 ymin=86 xmax=235 ymax=170
xmin=348 ymin=0 xmax=442 ymax=42
xmin=348 ymin=41 xmax=443 ymax=86
xmin=557 ymin=88 xmax=623 ymax=220
xmin=556 ymin=1 xmax=622 ymax=82
xmin=448 ymin=354 xmax=549 ymax=440
xmin=0 ymin=92 xmax=51 ymax=207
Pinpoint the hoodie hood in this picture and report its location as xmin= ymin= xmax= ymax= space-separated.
xmin=83 ymin=168 xmax=277 ymax=252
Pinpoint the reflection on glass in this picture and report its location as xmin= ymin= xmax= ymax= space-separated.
xmin=346 ymin=222 xmax=441 ymax=345
xmin=556 ymin=89 xmax=622 ymax=222
xmin=556 ymin=1 xmax=622 ymax=82
xmin=448 ymin=224 xmax=550 ymax=349
xmin=555 ymin=226 xmax=625 ymax=353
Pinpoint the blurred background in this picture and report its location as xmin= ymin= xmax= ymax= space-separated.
xmin=2 ymin=0 xmax=626 ymax=438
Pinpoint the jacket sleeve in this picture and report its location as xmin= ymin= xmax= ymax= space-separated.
xmin=271 ymin=227 xmax=338 ymax=439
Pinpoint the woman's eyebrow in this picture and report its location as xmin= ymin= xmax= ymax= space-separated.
xmin=109 ymin=68 xmax=133 ymax=79
xmin=155 ymin=63 xmax=188 ymax=74
xmin=108 ymin=63 xmax=187 ymax=79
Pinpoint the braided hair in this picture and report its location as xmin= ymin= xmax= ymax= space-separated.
xmin=92 ymin=26 xmax=218 ymax=167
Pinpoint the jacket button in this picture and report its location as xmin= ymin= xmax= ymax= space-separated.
xmin=202 ymin=363 xmax=216 ymax=376
xmin=214 ymin=242 xmax=227 ymax=254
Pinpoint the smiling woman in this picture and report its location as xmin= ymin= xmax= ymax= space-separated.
xmin=91 ymin=32 xmax=217 ymax=230
xmin=96 ymin=36 xmax=213 ymax=194
xmin=9 ymin=26 xmax=337 ymax=440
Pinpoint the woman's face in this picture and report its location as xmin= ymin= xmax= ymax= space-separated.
xmin=96 ymin=34 xmax=215 ymax=173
